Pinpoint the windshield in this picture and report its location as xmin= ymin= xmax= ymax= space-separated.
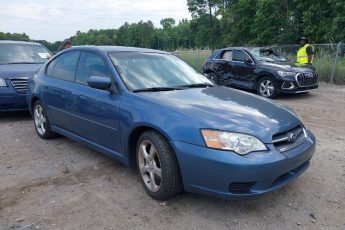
xmin=250 ymin=48 xmax=288 ymax=62
xmin=0 ymin=43 xmax=51 ymax=64
xmin=109 ymin=52 xmax=212 ymax=91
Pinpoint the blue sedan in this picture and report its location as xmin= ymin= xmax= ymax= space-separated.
xmin=27 ymin=46 xmax=316 ymax=200
xmin=0 ymin=40 xmax=51 ymax=111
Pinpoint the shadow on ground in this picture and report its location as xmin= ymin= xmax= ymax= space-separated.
xmin=0 ymin=111 xmax=31 ymax=122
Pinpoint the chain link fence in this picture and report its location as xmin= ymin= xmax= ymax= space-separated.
xmin=175 ymin=43 xmax=345 ymax=84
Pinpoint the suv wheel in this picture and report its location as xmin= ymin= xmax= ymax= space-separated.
xmin=257 ymin=77 xmax=278 ymax=98
xmin=136 ymin=130 xmax=182 ymax=200
xmin=207 ymin=72 xmax=218 ymax=84
xmin=33 ymin=101 xmax=56 ymax=139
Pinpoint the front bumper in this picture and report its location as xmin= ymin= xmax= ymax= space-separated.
xmin=0 ymin=81 xmax=28 ymax=111
xmin=172 ymin=130 xmax=316 ymax=199
xmin=278 ymin=82 xmax=318 ymax=94
xmin=277 ymin=73 xmax=318 ymax=94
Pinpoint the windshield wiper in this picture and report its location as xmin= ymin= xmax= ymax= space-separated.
xmin=178 ymin=83 xmax=215 ymax=88
xmin=132 ymin=86 xmax=182 ymax=93
xmin=3 ymin=62 xmax=45 ymax=64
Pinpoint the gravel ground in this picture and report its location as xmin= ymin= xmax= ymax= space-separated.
xmin=1 ymin=83 xmax=344 ymax=230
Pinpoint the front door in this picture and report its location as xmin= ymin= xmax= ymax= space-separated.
xmin=71 ymin=51 xmax=121 ymax=152
xmin=231 ymin=50 xmax=255 ymax=89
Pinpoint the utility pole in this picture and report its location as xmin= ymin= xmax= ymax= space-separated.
xmin=208 ymin=0 xmax=215 ymax=50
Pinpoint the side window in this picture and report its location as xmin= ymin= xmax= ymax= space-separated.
xmin=46 ymin=58 xmax=58 ymax=76
xmin=222 ymin=50 xmax=233 ymax=60
xmin=233 ymin=50 xmax=250 ymax=62
xmin=76 ymin=52 xmax=112 ymax=85
xmin=47 ymin=51 xmax=80 ymax=81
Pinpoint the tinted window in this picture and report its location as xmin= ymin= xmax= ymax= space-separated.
xmin=76 ymin=52 xmax=112 ymax=85
xmin=222 ymin=51 xmax=233 ymax=60
xmin=47 ymin=51 xmax=80 ymax=81
xmin=0 ymin=43 xmax=51 ymax=64
xmin=233 ymin=50 xmax=250 ymax=62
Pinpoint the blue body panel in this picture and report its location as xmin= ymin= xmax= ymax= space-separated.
xmin=27 ymin=46 xmax=316 ymax=198
xmin=172 ymin=130 xmax=315 ymax=198
xmin=0 ymin=63 xmax=43 ymax=111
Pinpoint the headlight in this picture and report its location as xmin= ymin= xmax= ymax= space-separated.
xmin=277 ymin=71 xmax=296 ymax=78
xmin=0 ymin=78 xmax=7 ymax=87
xmin=201 ymin=129 xmax=267 ymax=155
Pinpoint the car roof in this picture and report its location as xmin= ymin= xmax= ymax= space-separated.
xmin=217 ymin=47 xmax=253 ymax=52
xmin=68 ymin=45 xmax=169 ymax=54
xmin=217 ymin=47 xmax=274 ymax=52
xmin=0 ymin=40 xmax=43 ymax=46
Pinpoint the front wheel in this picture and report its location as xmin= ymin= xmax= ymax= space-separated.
xmin=136 ymin=130 xmax=182 ymax=200
xmin=33 ymin=101 xmax=57 ymax=139
xmin=257 ymin=77 xmax=278 ymax=99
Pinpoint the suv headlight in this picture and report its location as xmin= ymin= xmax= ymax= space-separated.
xmin=277 ymin=71 xmax=296 ymax=78
xmin=201 ymin=129 xmax=267 ymax=155
xmin=0 ymin=78 xmax=7 ymax=87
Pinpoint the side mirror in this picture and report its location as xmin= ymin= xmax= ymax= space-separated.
xmin=87 ymin=76 xmax=111 ymax=90
xmin=244 ymin=58 xmax=254 ymax=65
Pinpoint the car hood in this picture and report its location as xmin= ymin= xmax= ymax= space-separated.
xmin=258 ymin=61 xmax=315 ymax=72
xmin=138 ymin=86 xmax=301 ymax=143
xmin=0 ymin=63 xmax=43 ymax=78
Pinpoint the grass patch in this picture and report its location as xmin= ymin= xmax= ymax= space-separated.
xmin=177 ymin=50 xmax=211 ymax=72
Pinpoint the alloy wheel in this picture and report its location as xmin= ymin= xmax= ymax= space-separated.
xmin=138 ymin=140 xmax=162 ymax=192
xmin=34 ymin=104 xmax=47 ymax=135
xmin=207 ymin=73 xmax=217 ymax=84
xmin=259 ymin=79 xmax=275 ymax=97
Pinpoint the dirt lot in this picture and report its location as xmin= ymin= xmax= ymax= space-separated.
xmin=1 ymin=83 xmax=344 ymax=230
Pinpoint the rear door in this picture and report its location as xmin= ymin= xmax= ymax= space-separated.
xmin=211 ymin=50 xmax=235 ymax=85
xmin=220 ymin=50 xmax=235 ymax=81
xmin=43 ymin=51 xmax=80 ymax=131
xmin=231 ymin=50 xmax=255 ymax=88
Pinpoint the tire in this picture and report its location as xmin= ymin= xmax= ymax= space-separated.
xmin=136 ymin=130 xmax=182 ymax=200
xmin=207 ymin=72 xmax=218 ymax=84
xmin=257 ymin=77 xmax=278 ymax=99
xmin=33 ymin=101 xmax=57 ymax=139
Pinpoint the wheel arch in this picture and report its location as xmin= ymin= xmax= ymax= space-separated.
xmin=30 ymin=96 xmax=40 ymax=113
xmin=127 ymin=125 xmax=173 ymax=168
xmin=255 ymin=72 xmax=276 ymax=84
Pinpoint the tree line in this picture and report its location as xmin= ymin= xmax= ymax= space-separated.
xmin=1 ymin=0 xmax=344 ymax=52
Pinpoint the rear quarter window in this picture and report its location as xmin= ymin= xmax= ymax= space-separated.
xmin=208 ymin=50 xmax=221 ymax=60
xmin=213 ymin=50 xmax=233 ymax=60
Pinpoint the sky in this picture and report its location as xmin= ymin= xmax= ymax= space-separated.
xmin=0 ymin=0 xmax=191 ymax=42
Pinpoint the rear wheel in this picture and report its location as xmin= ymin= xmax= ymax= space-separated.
xmin=257 ymin=77 xmax=278 ymax=98
xmin=33 ymin=101 xmax=56 ymax=139
xmin=136 ymin=130 xmax=182 ymax=200
xmin=207 ymin=72 xmax=218 ymax=84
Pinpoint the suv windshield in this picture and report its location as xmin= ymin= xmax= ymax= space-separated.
xmin=109 ymin=52 xmax=212 ymax=91
xmin=249 ymin=48 xmax=288 ymax=62
xmin=0 ymin=43 xmax=51 ymax=64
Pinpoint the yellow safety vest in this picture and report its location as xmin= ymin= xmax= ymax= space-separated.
xmin=297 ymin=44 xmax=314 ymax=65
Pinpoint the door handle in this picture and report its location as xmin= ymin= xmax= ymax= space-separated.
xmin=78 ymin=95 xmax=89 ymax=105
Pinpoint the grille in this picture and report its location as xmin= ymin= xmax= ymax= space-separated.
xmin=228 ymin=182 xmax=255 ymax=194
xmin=296 ymin=72 xmax=318 ymax=87
xmin=272 ymin=126 xmax=307 ymax=152
xmin=10 ymin=77 xmax=28 ymax=94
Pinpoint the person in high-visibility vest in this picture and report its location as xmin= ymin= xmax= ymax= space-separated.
xmin=296 ymin=37 xmax=314 ymax=66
